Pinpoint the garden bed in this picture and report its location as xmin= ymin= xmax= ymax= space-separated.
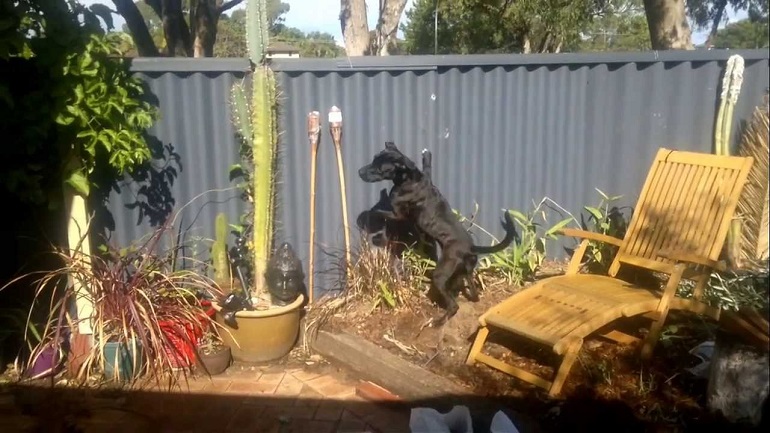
xmin=319 ymin=261 xmax=763 ymax=432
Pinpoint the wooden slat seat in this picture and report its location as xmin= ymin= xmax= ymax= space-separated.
xmin=483 ymin=275 xmax=660 ymax=355
xmin=466 ymin=148 xmax=755 ymax=396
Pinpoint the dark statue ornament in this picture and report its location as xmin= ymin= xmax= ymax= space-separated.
xmin=220 ymin=293 xmax=252 ymax=329
xmin=219 ymin=225 xmax=255 ymax=329
xmin=265 ymin=242 xmax=306 ymax=306
xmin=229 ymin=227 xmax=253 ymax=292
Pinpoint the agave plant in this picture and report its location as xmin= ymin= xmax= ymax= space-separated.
xmin=1 ymin=219 xmax=224 ymax=386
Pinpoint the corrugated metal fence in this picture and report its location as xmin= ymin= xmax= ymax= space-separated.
xmin=108 ymin=51 xmax=769 ymax=299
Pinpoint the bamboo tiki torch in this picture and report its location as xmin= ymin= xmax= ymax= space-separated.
xmin=328 ymin=106 xmax=352 ymax=271
xmin=307 ymin=111 xmax=321 ymax=304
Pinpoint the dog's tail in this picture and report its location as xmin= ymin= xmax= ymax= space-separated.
xmin=471 ymin=211 xmax=519 ymax=255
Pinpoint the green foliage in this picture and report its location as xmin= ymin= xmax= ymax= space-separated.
xmin=215 ymin=10 xmax=249 ymax=57
xmin=678 ymin=263 xmax=770 ymax=312
xmin=712 ymin=18 xmax=769 ymax=48
xmin=120 ymin=0 xmax=165 ymax=52
xmin=572 ymin=0 xmax=651 ymax=51
xmin=58 ymin=32 xmax=157 ymax=196
xmin=215 ymin=8 xmax=342 ymax=58
xmin=273 ymin=30 xmax=344 ymax=58
xmin=577 ymin=189 xmax=631 ymax=274
xmin=0 ymin=0 xmax=157 ymax=205
xmin=401 ymin=0 xmax=600 ymax=54
xmin=478 ymin=201 xmax=572 ymax=286
xmin=212 ymin=213 xmax=231 ymax=282
xmin=687 ymin=0 xmax=768 ymax=33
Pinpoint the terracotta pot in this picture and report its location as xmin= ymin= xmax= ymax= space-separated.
xmin=213 ymin=294 xmax=304 ymax=363
xmin=197 ymin=345 xmax=231 ymax=375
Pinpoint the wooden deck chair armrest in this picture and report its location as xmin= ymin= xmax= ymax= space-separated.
xmin=558 ymin=228 xmax=624 ymax=247
xmin=657 ymin=249 xmax=728 ymax=272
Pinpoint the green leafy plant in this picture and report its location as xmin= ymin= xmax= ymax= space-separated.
xmin=198 ymin=330 xmax=226 ymax=356
xmin=401 ymin=246 xmax=436 ymax=290
xmin=677 ymin=262 xmax=769 ymax=312
xmin=478 ymin=199 xmax=572 ymax=287
xmin=577 ymin=189 xmax=632 ymax=274
xmin=342 ymin=235 xmax=427 ymax=312
xmin=57 ymin=31 xmax=157 ymax=197
xmin=1 ymin=2 xmax=157 ymax=204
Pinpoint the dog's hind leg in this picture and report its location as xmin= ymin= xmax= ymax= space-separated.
xmin=421 ymin=259 xmax=461 ymax=329
xmin=459 ymin=255 xmax=479 ymax=302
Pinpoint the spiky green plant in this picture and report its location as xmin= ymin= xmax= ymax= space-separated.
xmin=230 ymin=0 xmax=279 ymax=300
xmin=212 ymin=212 xmax=230 ymax=283
xmin=715 ymin=54 xmax=745 ymax=266
xmin=715 ymin=55 xmax=745 ymax=156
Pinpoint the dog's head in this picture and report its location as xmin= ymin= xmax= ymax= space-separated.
xmin=356 ymin=188 xmax=392 ymax=233
xmin=358 ymin=141 xmax=419 ymax=184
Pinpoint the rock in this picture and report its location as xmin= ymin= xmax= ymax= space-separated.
xmin=707 ymin=332 xmax=769 ymax=426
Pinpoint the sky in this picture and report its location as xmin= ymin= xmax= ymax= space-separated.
xmin=76 ymin=0 xmax=747 ymax=48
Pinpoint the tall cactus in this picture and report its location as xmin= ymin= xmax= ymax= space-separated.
xmin=212 ymin=212 xmax=231 ymax=283
xmin=230 ymin=0 xmax=279 ymax=299
xmin=715 ymin=55 xmax=745 ymax=267
xmin=715 ymin=55 xmax=744 ymax=156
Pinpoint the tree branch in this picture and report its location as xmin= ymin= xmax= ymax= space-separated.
xmin=709 ymin=0 xmax=729 ymax=40
xmin=218 ymin=0 xmax=244 ymax=14
xmin=112 ymin=0 xmax=160 ymax=56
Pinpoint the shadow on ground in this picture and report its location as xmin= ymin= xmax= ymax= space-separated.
xmin=1 ymin=381 xmax=765 ymax=433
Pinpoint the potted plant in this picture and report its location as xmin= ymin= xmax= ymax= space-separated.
xmin=196 ymin=330 xmax=231 ymax=376
xmin=1 ymin=220 xmax=224 ymax=386
xmin=212 ymin=0 xmax=305 ymax=363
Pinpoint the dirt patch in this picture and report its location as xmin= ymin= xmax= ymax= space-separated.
xmin=322 ymin=263 xmax=764 ymax=432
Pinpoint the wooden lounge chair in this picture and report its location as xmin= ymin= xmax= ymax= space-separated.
xmin=466 ymin=148 xmax=754 ymax=396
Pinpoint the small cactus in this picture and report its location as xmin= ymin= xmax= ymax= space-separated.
xmin=212 ymin=213 xmax=231 ymax=283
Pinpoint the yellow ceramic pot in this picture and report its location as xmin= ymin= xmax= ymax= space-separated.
xmin=212 ymin=294 xmax=304 ymax=363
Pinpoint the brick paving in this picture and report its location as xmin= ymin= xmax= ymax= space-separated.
xmin=0 ymin=364 xmax=412 ymax=433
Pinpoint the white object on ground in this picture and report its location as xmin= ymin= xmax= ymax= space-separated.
xmin=490 ymin=411 xmax=520 ymax=433
xmin=410 ymin=405 xmax=473 ymax=433
xmin=409 ymin=405 xmax=520 ymax=433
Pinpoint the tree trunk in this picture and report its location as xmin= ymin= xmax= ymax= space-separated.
xmin=112 ymin=0 xmax=160 ymax=56
xmin=642 ymin=0 xmax=694 ymax=50
xmin=192 ymin=0 xmax=220 ymax=57
xmin=707 ymin=0 xmax=729 ymax=46
xmin=160 ymin=0 xmax=194 ymax=56
xmin=340 ymin=0 xmax=370 ymax=56
xmin=522 ymin=36 xmax=531 ymax=54
xmin=376 ymin=0 xmax=408 ymax=56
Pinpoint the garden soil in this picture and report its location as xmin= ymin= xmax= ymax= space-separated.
xmin=323 ymin=261 xmax=766 ymax=432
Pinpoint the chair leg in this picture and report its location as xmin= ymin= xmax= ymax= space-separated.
xmin=466 ymin=327 xmax=489 ymax=365
xmin=548 ymin=338 xmax=582 ymax=397
xmin=640 ymin=308 xmax=670 ymax=361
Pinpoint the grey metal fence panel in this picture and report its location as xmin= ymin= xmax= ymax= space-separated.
xmin=103 ymin=59 xmax=250 ymax=271
xmin=272 ymin=50 xmax=769 ymax=298
xmin=107 ymin=51 xmax=769 ymax=300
